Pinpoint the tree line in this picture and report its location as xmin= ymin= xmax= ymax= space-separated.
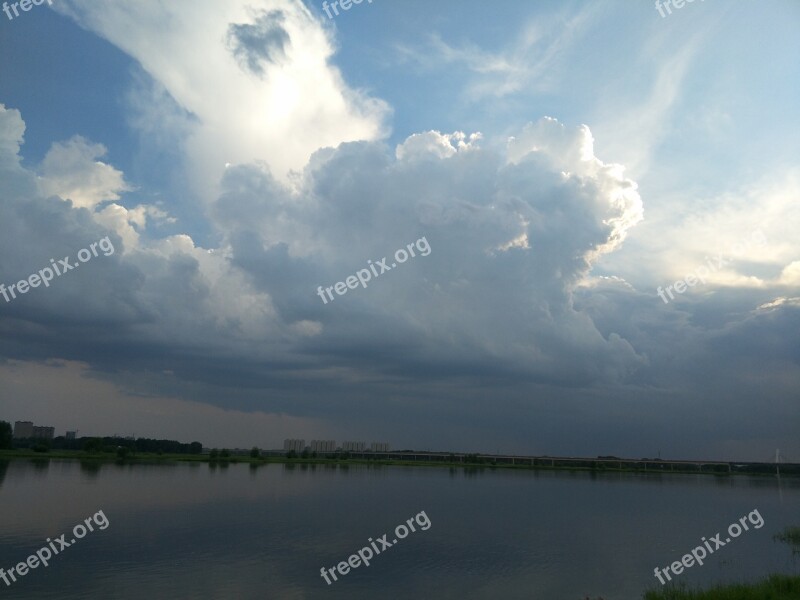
xmin=0 ymin=420 xmax=202 ymax=455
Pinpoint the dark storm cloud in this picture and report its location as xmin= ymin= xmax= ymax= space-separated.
xmin=1 ymin=101 xmax=798 ymax=459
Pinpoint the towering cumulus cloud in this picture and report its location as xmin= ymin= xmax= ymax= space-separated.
xmin=2 ymin=1 xmax=645 ymax=414
xmin=214 ymin=117 xmax=645 ymax=385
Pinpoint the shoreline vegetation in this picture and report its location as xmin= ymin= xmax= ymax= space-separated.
xmin=0 ymin=448 xmax=796 ymax=478
xmin=640 ymin=574 xmax=800 ymax=599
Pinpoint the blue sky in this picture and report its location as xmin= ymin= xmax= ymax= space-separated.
xmin=1 ymin=0 xmax=798 ymax=459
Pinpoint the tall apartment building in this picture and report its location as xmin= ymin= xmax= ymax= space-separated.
xmin=13 ymin=421 xmax=54 ymax=440
xmin=13 ymin=421 xmax=33 ymax=439
xmin=65 ymin=431 xmax=77 ymax=440
xmin=310 ymin=440 xmax=336 ymax=452
xmin=341 ymin=441 xmax=366 ymax=452
xmin=32 ymin=426 xmax=54 ymax=440
xmin=370 ymin=442 xmax=390 ymax=452
xmin=283 ymin=439 xmax=305 ymax=453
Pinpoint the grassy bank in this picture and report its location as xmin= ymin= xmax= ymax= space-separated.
xmin=642 ymin=575 xmax=800 ymax=599
xmin=0 ymin=449 xmax=740 ymax=474
xmin=0 ymin=449 xmax=794 ymax=479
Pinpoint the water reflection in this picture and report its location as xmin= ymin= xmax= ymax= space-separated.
xmin=30 ymin=457 xmax=50 ymax=474
xmin=463 ymin=466 xmax=485 ymax=478
xmin=0 ymin=460 xmax=796 ymax=600
xmin=79 ymin=460 xmax=102 ymax=478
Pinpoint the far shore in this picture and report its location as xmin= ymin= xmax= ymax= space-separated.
xmin=0 ymin=448 xmax=796 ymax=478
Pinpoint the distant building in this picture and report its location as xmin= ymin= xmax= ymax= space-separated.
xmin=341 ymin=441 xmax=366 ymax=452
xmin=310 ymin=440 xmax=336 ymax=453
xmin=32 ymin=426 xmax=54 ymax=440
xmin=65 ymin=431 xmax=77 ymax=440
xmin=13 ymin=421 xmax=33 ymax=439
xmin=370 ymin=442 xmax=390 ymax=452
xmin=283 ymin=439 xmax=305 ymax=453
xmin=14 ymin=422 xmax=54 ymax=440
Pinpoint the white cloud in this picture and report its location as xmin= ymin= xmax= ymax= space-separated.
xmin=211 ymin=116 xmax=646 ymax=384
xmin=394 ymin=6 xmax=599 ymax=101
xmin=56 ymin=0 xmax=390 ymax=198
xmin=396 ymin=130 xmax=482 ymax=161
xmin=38 ymin=136 xmax=132 ymax=209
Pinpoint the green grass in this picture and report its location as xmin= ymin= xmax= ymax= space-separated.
xmin=642 ymin=575 xmax=800 ymax=600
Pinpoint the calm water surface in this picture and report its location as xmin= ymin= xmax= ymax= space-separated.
xmin=0 ymin=459 xmax=797 ymax=599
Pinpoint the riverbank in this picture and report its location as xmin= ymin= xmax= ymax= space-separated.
xmin=0 ymin=448 xmax=795 ymax=478
xmin=642 ymin=574 xmax=800 ymax=599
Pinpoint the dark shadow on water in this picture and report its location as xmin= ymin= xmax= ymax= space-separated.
xmin=463 ymin=466 xmax=485 ymax=478
xmin=30 ymin=457 xmax=51 ymax=473
xmin=79 ymin=460 xmax=102 ymax=478
xmin=0 ymin=459 xmax=8 ymax=487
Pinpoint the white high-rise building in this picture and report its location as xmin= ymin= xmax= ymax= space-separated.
xmin=310 ymin=440 xmax=336 ymax=452
xmin=341 ymin=441 xmax=366 ymax=452
xmin=283 ymin=439 xmax=305 ymax=452
xmin=370 ymin=442 xmax=390 ymax=452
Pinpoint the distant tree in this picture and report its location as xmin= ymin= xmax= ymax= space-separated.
xmin=250 ymin=447 xmax=260 ymax=459
xmin=220 ymin=449 xmax=231 ymax=459
xmin=32 ymin=442 xmax=50 ymax=453
xmin=286 ymin=450 xmax=297 ymax=459
xmin=0 ymin=421 xmax=12 ymax=449
xmin=189 ymin=442 xmax=202 ymax=454
xmin=116 ymin=447 xmax=130 ymax=459
xmin=83 ymin=438 xmax=103 ymax=453
xmin=301 ymin=448 xmax=310 ymax=459
xmin=209 ymin=449 xmax=219 ymax=459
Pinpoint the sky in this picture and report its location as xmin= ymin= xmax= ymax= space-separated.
xmin=0 ymin=0 xmax=798 ymax=460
